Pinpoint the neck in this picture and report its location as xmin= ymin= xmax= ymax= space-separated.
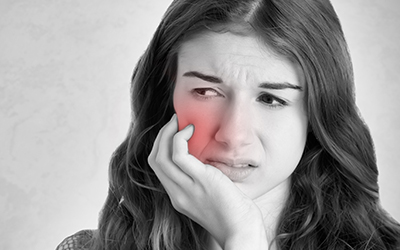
xmin=254 ymin=178 xmax=290 ymax=245
xmin=207 ymin=178 xmax=290 ymax=250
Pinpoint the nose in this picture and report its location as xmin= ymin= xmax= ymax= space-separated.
xmin=214 ymin=98 xmax=254 ymax=149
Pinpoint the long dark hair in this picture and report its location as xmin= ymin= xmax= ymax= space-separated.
xmin=93 ymin=0 xmax=400 ymax=249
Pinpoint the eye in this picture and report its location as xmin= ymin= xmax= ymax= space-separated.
xmin=191 ymin=88 xmax=223 ymax=100
xmin=257 ymin=93 xmax=287 ymax=109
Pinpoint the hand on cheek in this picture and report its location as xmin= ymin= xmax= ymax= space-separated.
xmin=178 ymin=117 xmax=210 ymax=158
xmin=147 ymin=114 xmax=266 ymax=248
xmin=175 ymin=105 xmax=219 ymax=159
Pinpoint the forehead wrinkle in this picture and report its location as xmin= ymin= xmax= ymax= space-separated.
xmin=178 ymin=31 xmax=303 ymax=89
xmin=214 ymin=47 xmax=285 ymax=85
xmin=213 ymin=58 xmax=255 ymax=88
xmin=212 ymin=41 xmax=283 ymax=86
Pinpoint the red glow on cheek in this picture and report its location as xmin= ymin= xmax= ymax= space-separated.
xmin=173 ymin=93 xmax=220 ymax=160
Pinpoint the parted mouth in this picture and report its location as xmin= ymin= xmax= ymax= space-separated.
xmin=205 ymin=158 xmax=258 ymax=168
xmin=205 ymin=159 xmax=257 ymax=182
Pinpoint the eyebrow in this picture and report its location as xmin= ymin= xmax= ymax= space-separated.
xmin=183 ymin=71 xmax=222 ymax=83
xmin=183 ymin=71 xmax=302 ymax=91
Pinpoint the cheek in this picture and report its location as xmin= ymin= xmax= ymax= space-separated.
xmin=173 ymin=93 xmax=220 ymax=159
xmin=268 ymin=116 xmax=308 ymax=169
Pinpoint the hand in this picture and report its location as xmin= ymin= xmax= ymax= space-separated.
xmin=148 ymin=114 xmax=268 ymax=249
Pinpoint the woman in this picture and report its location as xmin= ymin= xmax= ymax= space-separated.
xmin=57 ymin=0 xmax=400 ymax=249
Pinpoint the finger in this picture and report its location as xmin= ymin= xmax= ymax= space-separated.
xmin=172 ymin=124 xmax=207 ymax=179
xmin=154 ymin=113 xmax=178 ymax=159
xmin=148 ymin=114 xmax=179 ymax=187
xmin=148 ymin=114 xmax=176 ymax=166
xmin=150 ymin=114 xmax=194 ymax=187
xmin=174 ymin=124 xmax=194 ymax=154
xmin=147 ymin=114 xmax=188 ymax=194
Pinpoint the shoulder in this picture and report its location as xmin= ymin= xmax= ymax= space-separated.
xmin=56 ymin=229 xmax=95 ymax=250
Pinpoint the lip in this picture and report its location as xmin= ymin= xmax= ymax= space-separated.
xmin=205 ymin=158 xmax=258 ymax=182
xmin=206 ymin=158 xmax=259 ymax=168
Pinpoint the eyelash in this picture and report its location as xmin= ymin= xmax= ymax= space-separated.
xmin=191 ymin=88 xmax=223 ymax=100
xmin=257 ymin=92 xmax=288 ymax=109
xmin=191 ymin=88 xmax=288 ymax=109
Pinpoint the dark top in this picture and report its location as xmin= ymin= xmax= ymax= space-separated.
xmin=56 ymin=230 xmax=94 ymax=250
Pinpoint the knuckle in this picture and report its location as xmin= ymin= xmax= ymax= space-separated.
xmin=147 ymin=154 xmax=154 ymax=166
xmin=172 ymin=130 xmax=180 ymax=140
xmin=172 ymin=132 xmax=182 ymax=146
xmin=159 ymin=124 xmax=167 ymax=134
xmin=171 ymin=135 xmax=185 ymax=164
xmin=171 ymin=195 xmax=187 ymax=213
xmin=148 ymin=153 xmax=163 ymax=171
xmin=171 ymin=153 xmax=182 ymax=164
xmin=154 ymin=154 xmax=163 ymax=165
xmin=170 ymin=200 xmax=180 ymax=212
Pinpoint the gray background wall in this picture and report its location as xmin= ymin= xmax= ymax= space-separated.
xmin=0 ymin=1 xmax=399 ymax=249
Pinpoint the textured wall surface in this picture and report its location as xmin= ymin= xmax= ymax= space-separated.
xmin=0 ymin=1 xmax=399 ymax=249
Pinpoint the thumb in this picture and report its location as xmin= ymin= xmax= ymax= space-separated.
xmin=180 ymin=124 xmax=195 ymax=141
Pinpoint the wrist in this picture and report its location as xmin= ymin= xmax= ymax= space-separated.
xmin=223 ymin=216 xmax=268 ymax=250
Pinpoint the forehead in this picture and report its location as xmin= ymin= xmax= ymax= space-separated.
xmin=177 ymin=31 xmax=304 ymax=87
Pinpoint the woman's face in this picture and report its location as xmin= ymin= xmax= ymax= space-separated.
xmin=173 ymin=31 xmax=308 ymax=199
